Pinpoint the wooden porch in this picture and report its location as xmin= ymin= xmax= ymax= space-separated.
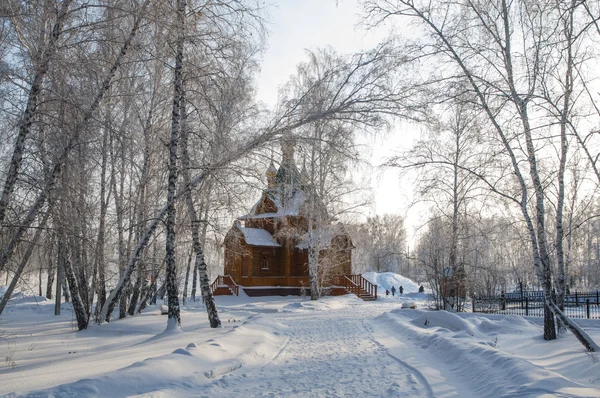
xmin=210 ymin=274 xmax=378 ymax=301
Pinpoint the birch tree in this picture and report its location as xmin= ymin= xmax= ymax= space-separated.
xmin=162 ymin=0 xmax=187 ymax=330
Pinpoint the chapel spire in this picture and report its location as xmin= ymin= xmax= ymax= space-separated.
xmin=266 ymin=161 xmax=277 ymax=188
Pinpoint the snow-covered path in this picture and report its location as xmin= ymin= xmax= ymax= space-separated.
xmin=199 ymin=302 xmax=460 ymax=397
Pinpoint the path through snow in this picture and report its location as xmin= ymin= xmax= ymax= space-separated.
xmin=198 ymin=300 xmax=463 ymax=397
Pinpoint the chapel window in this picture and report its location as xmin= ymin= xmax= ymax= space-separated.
xmin=261 ymin=254 xmax=269 ymax=270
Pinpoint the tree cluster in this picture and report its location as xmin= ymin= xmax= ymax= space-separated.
xmin=0 ymin=0 xmax=412 ymax=330
xmin=364 ymin=0 xmax=600 ymax=349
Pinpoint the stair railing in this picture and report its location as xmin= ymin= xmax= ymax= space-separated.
xmin=210 ymin=275 xmax=239 ymax=296
xmin=223 ymin=275 xmax=239 ymax=296
xmin=343 ymin=274 xmax=377 ymax=300
xmin=209 ymin=276 xmax=220 ymax=294
xmin=342 ymin=275 xmax=359 ymax=296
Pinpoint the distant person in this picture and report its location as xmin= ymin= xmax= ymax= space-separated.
xmin=391 ymin=286 xmax=396 ymax=296
xmin=418 ymin=285 xmax=424 ymax=293
xmin=399 ymin=286 xmax=403 ymax=295
xmin=386 ymin=289 xmax=390 ymax=297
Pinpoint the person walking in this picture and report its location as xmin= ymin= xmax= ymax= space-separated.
xmin=391 ymin=286 xmax=396 ymax=296
xmin=399 ymin=286 xmax=404 ymax=295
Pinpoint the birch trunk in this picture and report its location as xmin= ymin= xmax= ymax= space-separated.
xmin=198 ymin=204 xmax=210 ymax=298
xmin=110 ymin=129 xmax=128 ymax=319
xmin=191 ymin=255 xmax=199 ymax=302
xmin=555 ymin=0 xmax=576 ymax=324
xmin=446 ymin=118 xmax=461 ymax=313
xmin=45 ymin=236 xmax=55 ymax=300
xmin=163 ymin=0 xmax=186 ymax=330
xmin=190 ymin=201 xmax=208 ymax=302
xmin=127 ymin=264 xmax=144 ymax=316
xmin=61 ymin=237 xmax=89 ymax=330
xmin=182 ymin=248 xmax=192 ymax=305
xmin=62 ymin=278 xmax=70 ymax=303
xmin=38 ymin=264 xmax=43 ymax=297
xmin=308 ymin=230 xmax=320 ymax=300
xmin=308 ymin=128 xmax=320 ymax=300
xmin=74 ymin=145 xmax=90 ymax=314
xmin=55 ymin=240 xmax=63 ymax=316
xmin=93 ymin=126 xmax=110 ymax=322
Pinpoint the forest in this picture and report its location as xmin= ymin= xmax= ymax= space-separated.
xmin=1 ymin=0 xmax=600 ymax=350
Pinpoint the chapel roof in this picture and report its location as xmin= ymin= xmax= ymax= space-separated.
xmin=239 ymin=226 xmax=281 ymax=247
xmin=239 ymin=138 xmax=327 ymax=222
xmin=241 ymin=189 xmax=307 ymax=220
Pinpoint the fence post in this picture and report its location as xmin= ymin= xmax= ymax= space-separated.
xmin=597 ymin=290 xmax=599 ymax=306
xmin=520 ymin=281 xmax=523 ymax=300
xmin=587 ymin=299 xmax=590 ymax=319
xmin=525 ymin=297 xmax=529 ymax=316
xmin=472 ymin=299 xmax=475 ymax=313
xmin=575 ymin=291 xmax=578 ymax=305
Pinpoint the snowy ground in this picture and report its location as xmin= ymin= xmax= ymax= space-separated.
xmin=1 ymin=276 xmax=600 ymax=397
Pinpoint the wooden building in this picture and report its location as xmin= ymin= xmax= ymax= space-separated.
xmin=221 ymin=140 xmax=353 ymax=296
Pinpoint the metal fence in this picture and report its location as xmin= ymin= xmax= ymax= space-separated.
xmin=472 ymin=290 xmax=600 ymax=319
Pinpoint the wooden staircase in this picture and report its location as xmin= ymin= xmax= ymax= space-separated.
xmin=210 ymin=275 xmax=239 ymax=296
xmin=341 ymin=274 xmax=378 ymax=301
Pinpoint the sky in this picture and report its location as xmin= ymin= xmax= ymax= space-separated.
xmin=255 ymin=0 xmax=425 ymax=242
xmin=3 ymin=273 xmax=600 ymax=397
xmin=256 ymin=0 xmax=382 ymax=106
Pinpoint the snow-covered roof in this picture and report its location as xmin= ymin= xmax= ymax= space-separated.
xmin=240 ymin=227 xmax=281 ymax=247
xmin=239 ymin=212 xmax=277 ymax=220
xmin=241 ymin=189 xmax=308 ymax=220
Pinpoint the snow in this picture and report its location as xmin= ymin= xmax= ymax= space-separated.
xmin=243 ymin=190 xmax=308 ymax=219
xmin=239 ymin=227 xmax=281 ymax=247
xmin=270 ymin=189 xmax=307 ymax=217
xmin=363 ymin=271 xmax=422 ymax=293
xmin=1 ymin=273 xmax=600 ymax=397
